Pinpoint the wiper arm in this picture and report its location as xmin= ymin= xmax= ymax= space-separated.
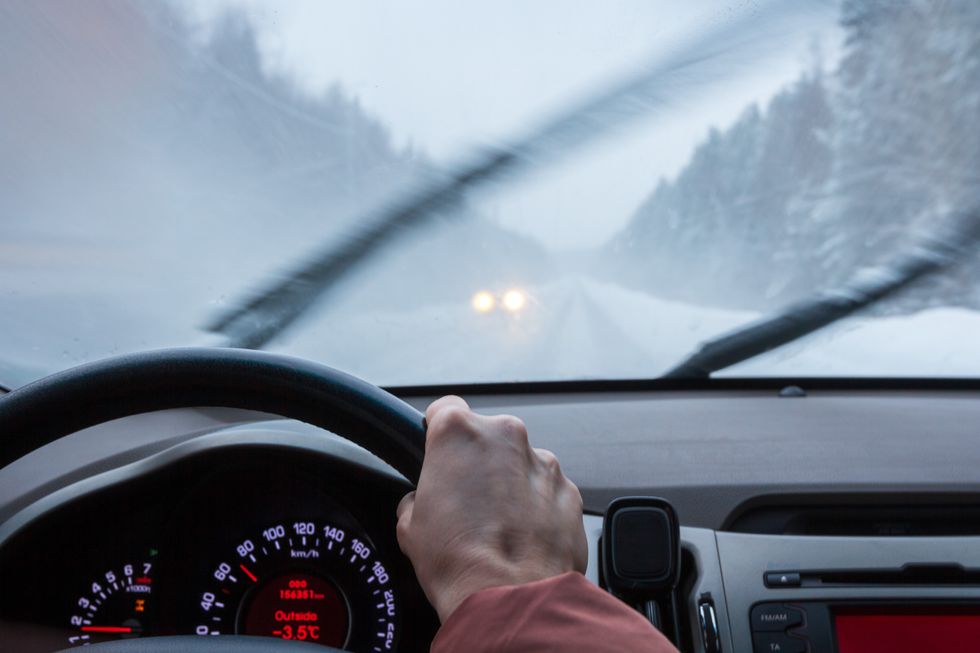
xmin=206 ymin=0 xmax=797 ymax=349
xmin=664 ymin=207 xmax=980 ymax=379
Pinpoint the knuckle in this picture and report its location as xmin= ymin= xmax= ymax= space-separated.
xmin=536 ymin=448 xmax=562 ymax=473
xmin=428 ymin=405 xmax=476 ymax=441
xmin=426 ymin=395 xmax=469 ymax=419
xmin=496 ymin=415 xmax=528 ymax=444
xmin=564 ymin=478 xmax=584 ymax=509
xmin=396 ymin=491 xmax=415 ymax=517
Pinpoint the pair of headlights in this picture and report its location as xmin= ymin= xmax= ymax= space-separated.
xmin=471 ymin=289 xmax=526 ymax=313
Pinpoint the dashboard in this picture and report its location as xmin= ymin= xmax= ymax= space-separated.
xmin=2 ymin=379 xmax=980 ymax=652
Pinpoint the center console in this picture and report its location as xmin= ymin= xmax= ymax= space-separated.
xmin=587 ymin=515 xmax=980 ymax=652
xmin=718 ymin=531 xmax=980 ymax=653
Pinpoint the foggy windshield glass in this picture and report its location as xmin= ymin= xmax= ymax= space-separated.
xmin=2 ymin=1 xmax=979 ymax=386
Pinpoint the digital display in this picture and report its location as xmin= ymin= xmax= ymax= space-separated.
xmin=835 ymin=607 xmax=980 ymax=653
xmin=241 ymin=573 xmax=349 ymax=647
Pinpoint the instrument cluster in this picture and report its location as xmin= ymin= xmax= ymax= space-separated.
xmin=0 ymin=445 xmax=437 ymax=652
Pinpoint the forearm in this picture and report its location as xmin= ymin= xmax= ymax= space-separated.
xmin=431 ymin=572 xmax=679 ymax=653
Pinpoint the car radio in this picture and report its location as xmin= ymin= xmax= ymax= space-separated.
xmin=751 ymin=601 xmax=980 ymax=653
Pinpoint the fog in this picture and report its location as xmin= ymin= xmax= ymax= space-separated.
xmin=1 ymin=1 xmax=978 ymax=386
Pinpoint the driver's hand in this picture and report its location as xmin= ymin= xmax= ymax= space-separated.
xmin=395 ymin=395 xmax=588 ymax=622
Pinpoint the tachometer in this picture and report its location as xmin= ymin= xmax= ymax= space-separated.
xmin=67 ymin=555 xmax=156 ymax=647
xmin=193 ymin=519 xmax=398 ymax=651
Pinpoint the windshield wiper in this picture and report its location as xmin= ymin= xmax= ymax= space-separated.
xmin=663 ymin=207 xmax=980 ymax=378
xmin=205 ymin=0 xmax=797 ymax=349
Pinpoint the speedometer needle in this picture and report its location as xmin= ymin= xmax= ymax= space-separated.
xmin=81 ymin=626 xmax=137 ymax=634
xmin=240 ymin=563 xmax=259 ymax=583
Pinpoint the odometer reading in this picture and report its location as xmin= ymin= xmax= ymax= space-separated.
xmin=194 ymin=520 xmax=398 ymax=651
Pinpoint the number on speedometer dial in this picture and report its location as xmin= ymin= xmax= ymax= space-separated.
xmin=195 ymin=520 xmax=398 ymax=651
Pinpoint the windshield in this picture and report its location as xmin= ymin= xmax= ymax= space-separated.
xmin=3 ymin=1 xmax=979 ymax=386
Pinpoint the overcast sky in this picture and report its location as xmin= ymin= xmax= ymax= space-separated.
xmin=179 ymin=0 xmax=843 ymax=249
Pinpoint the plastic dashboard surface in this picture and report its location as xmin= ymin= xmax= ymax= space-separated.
xmin=0 ymin=433 xmax=438 ymax=652
xmin=3 ymin=382 xmax=980 ymax=653
xmin=394 ymin=383 xmax=980 ymax=525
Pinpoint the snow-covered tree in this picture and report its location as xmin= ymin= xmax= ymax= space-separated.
xmin=607 ymin=0 xmax=980 ymax=312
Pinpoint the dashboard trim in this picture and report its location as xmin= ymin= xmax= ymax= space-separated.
xmin=0 ymin=422 xmax=407 ymax=551
xmin=387 ymin=377 xmax=980 ymax=397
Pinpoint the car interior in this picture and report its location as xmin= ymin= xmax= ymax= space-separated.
xmin=3 ymin=351 xmax=980 ymax=652
xmin=3 ymin=2 xmax=979 ymax=652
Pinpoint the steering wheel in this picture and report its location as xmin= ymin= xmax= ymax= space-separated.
xmin=0 ymin=347 xmax=428 ymax=653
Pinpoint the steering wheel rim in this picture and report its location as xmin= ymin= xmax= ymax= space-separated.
xmin=0 ymin=347 xmax=426 ymax=483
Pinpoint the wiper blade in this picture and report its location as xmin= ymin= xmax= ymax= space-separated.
xmin=206 ymin=0 xmax=798 ymax=349
xmin=663 ymin=208 xmax=980 ymax=379
xmin=205 ymin=155 xmax=514 ymax=347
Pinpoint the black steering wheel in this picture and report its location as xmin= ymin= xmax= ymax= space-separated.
xmin=0 ymin=347 xmax=428 ymax=653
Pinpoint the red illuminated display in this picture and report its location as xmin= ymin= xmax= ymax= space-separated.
xmin=241 ymin=573 xmax=349 ymax=647
xmin=835 ymin=608 xmax=980 ymax=653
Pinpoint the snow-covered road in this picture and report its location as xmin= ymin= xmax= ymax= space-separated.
xmin=4 ymin=272 xmax=979 ymax=388
xmin=282 ymin=276 xmax=980 ymax=385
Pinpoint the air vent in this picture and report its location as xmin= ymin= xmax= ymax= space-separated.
xmin=813 ymin=564 xmax=980 ymax=586
xmin=769 ymin=564 xmax=980 ymax=588
xmin=725 ymin=504 xmax=980 ymax=536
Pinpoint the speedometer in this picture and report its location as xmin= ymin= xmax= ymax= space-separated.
xmin=193 ymin=519 xmax=399 ymax=651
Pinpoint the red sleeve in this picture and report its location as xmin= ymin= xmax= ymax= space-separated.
xmin=430 ymin=571 xmax=679 ymax=653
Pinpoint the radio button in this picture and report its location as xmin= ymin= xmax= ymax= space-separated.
xmin=751 ymin=603 xmax=804 ymax=632
xmin=764 ymin=572 xmax=801 ymax=587
xmin=753 ymin=633 xmax=807 ymax=653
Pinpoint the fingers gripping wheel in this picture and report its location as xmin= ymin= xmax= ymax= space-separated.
xmin=0 ymin=348 xmax=427 ymax=483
